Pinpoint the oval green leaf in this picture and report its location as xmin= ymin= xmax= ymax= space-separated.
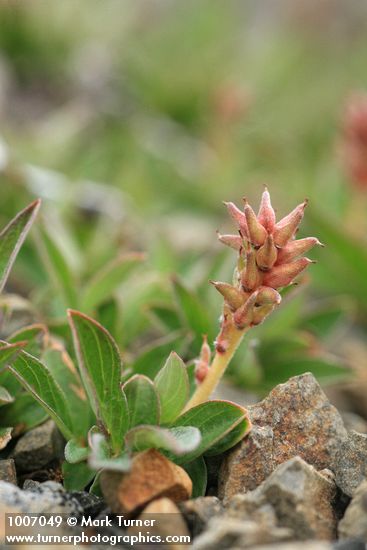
xmin=154 ymin=352 xmax=189 ymax=424
xmin=123 ymin=374 xmax=160 ymax=428
xmin=171 ymin=400 xmax=249 ymax=464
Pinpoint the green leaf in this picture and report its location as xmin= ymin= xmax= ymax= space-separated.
xmin=8 ymin=323 xmax=47 ymax=356
xmin=0 ymin=199 xmax=41 ymax=295
xmin=89 ymin=432 xmax=131 ymax=472
xmin=145 ymin=302 xmax=182 ymax=332
xmin=7 ymin=350 xmax=74 ymax=440
xmin=172 ymin=277 xmax=212 ymax=347
xmin=171 ymin=400 xmax=249 ymax=464
xmin=125 ymin=425 xmax=201 ymax=456
xmin=132 ymin=331 xmax=190 ymax=378
xmin=81 ymin=253 xmax=145 ymax=313
xmin=123 ymin=375 xmax=160 ymax=428
xmin=0 ymin=386 xmax=14 ymax=406
xmin=41 ymin=343 xmax=94 ymax=438
xmin=65 ymin=439 xmax=89 ymax=464
xmin=0 ymin=427 xmax=12 ymax=450
xmin=36 ymin=226 xmax=78 ymax=308
xmin=154 ymin=352 xmax=189 ymax=424
xmin=0 ymin=394 xmax=48 ymax=435
xmin=183 ymin=457 xmax=207 ymax=498
xmin=62 ymin=461 xmax=95 ymax=492
xmin=0 ymin=341 xmax=28 ymax=396
xmin=68 ymin=310 xmax=129 ymax=453
xmin=97 ymin=298 xmax=120 ymax=341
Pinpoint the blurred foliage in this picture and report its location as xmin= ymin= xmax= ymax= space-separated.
xmin=0 ymin=0 xmax=366 ymax=403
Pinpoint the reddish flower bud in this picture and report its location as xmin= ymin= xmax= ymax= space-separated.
xmin=252 ymin=303 xmax=277 ymax=326
xmin=273 ymin=200 xmax=308 ymax=247
xmin=256 ymin=286 xmax=282 ymax=306
xmin=241 ymin=249 xmax=262 ymax=291
xmin=263 ymin=257 xmax=313 ymax=288
xmin=210 ymin=280 xmax=244 ymax=311
xmin=233 ymin=291 xmax=259 ymax=329
xmin=243 ymin=199 xmax=267 ymax=246
xmin=195 ymin=335 xmax=212 ymax=384
xmin=257 ymin=187 xmax=276 ymax=232
xmin=217 ymin=232 xmax=243 ymax=251
xmin=276 ymin=237 xmax=323 ymax=264
xmin=223 ymin=202 xmax=248 ymax=237
xmin=256 ymin=234 xmax=277 ymax=270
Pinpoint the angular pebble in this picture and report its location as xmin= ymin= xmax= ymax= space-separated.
xmin=219 ymin=373 xmax=348 ymax=501
xmin=228 ymin=457 xmax=338 ymax=540
xmin=338 ymin=480 xmax=367 ymax=540
xmin=334 ymin=431 xmax=367 ymax=497
xmin=11 ymin=420 xmax=64 ymax=472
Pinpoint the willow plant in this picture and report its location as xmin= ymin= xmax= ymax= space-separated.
xmin=186 ymin=188 xmax=321 ymax=410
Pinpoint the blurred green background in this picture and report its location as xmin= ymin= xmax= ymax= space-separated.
xmin=0 ymin=0 xmax=367 ymax=402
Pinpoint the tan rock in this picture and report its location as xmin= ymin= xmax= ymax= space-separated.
xmin=100 ymin=449 xmax=192 ymax=515
xmin=129 ymin=498 xmax=191 ymax=549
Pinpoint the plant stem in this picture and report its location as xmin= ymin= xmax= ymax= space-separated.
xmin=184 ymin=325 xmax=249 ymax=410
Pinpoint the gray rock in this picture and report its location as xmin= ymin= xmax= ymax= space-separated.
xmin=192 ymin=517 xmax=291 ymax=549
xmin=11 ymin=420 xmax=64 ymax=472
xmin=22 ymin=479 xmax=41 ymax=490
xmin=228 ymin=457 xmax=338 ymax=540
xmin=179 ymin=496 xmax=223 ymax=537
xmin=0 ymin=480 xmax=83 ymax=515
xmin=338 ymin=480 xmax=367 ymax=540
xmin=0 ymin=459 xmax=16 ymax=485
xmin=219 ymin=373 xmax=348 ymax=501
xmin=334 ymin=431 xmax=367 ymax=497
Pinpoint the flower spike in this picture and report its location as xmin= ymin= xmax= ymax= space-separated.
xmin=185 ymin=188 xmax=319 ymax=410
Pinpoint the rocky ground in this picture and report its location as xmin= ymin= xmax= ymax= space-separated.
xmin=1 ymin=373 xmax=367 ymax=549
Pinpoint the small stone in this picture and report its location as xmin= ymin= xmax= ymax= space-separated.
xmin=22 ymin=480 xmax=40 ymax=490
xmin=100 ymin=449 xmax=192 ymax=515
xmin=130 ymin=498 xmax=190 ymax=547
xmin=219 ymin=373 xmax=348 ymax=501
xmin=228 ymin=457 xmax=337 ymax=541
xmin=11 ymin=420 xmax=64 ymax=472
xmin=192 ymin=517 xmax=291 ymax=549
xmin=179 ymin=497 xmax=223 ymax=537
xmin=334 ymin=431 xmax=367 ymax=497
xmin=338 ymin=480 xmax=367 ymax=540
xmin=71 ymin=491 xmax=105 ymax=518
xmin=0 ymin=480 xmax=83 ymax=515
xmin=0 ymin=459 xmax=16 ymax=485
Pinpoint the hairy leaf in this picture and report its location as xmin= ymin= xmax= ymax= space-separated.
xmin=65 ymin=439 xmax=89 ymax=464
xmin=89 ymin=432 xmax=131 ymax=472
xmin=68 ymin=310 xmax=129 ymax=452
xmin=125 ymin=425 xmax=201 ymax=456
